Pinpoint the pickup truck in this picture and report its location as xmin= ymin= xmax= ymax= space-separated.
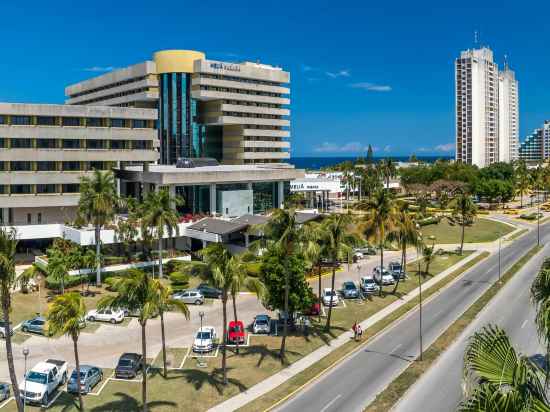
xmin=19 ymin=359 xmax=68 ymax=406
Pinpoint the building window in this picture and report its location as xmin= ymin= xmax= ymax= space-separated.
xmin=111 ymin=118 xmax=127 ymax=128
xmin=89 ymin=161 xmax=105 ymax=170
xmin=11 ymin=116 xmax=31 ymax=125
xmin=62 ymin=117 xmax=81 ymax=127
xmin=37 ymin=213 xmax=42 ymax=224
xmin=0 ymin=115 xmax=6 ymax=125
xmin=0 ymin=138 xmax=5 ymax=148
xmin=36 ymin=162 xmax=56 ymax=171
xmin=87 ymin=139 xmax=107 ymax=149
xmin=62 ymin=184 xmax=80 ymax=193
xmin=0 ymin=162 xmax=5 ymax=171
xmin=36 ymin=116 xmax=56 ymax=126
xmin=110 ymin=140 xmax=126 ymax=149
xmin=0 ymin=185 xmax=6 ymax=195
xmin=36 ymin=184 xmax=56 ymax=194
xmin=10 ymin=184 xmax=32 ymax=194
xmin=87 ymin=117 xmax=105 ymax=127
xmin=62 ymin=161 xmax=81 ymax=171
xmin=36 ymin=138 xmax=57 ymax=149
xmin=10 ymin=138 xmax=32 ymax=148
xmin=133 ymin=140 xmax=147 ymax=150
xmin=10 ymin=161 xmax=32 ymax=171
xmin=132 ymin=119 xmax=147 ymax=128
xmin=62 ymin=139 xmax=81 ymax=149
xmin=27 ymin=213 xmax=31 ymax=224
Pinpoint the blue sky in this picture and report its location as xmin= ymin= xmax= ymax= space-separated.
xmin=1 ymin=1 xmax=548 ymax=157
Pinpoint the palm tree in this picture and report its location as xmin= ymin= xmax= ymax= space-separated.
xmin=459 ymin=324 xmax=550 ymax=411
xmin=47 ymin=246 xmax=70 ymax=294
xmin=422 ymin=240 xmax=435 ymax=275
xmin=47 ymin=292 xmax=86 ymax=410
xmin=151 ymin=281 xmax=189 ymax=378
xmin=322 ymin=213 xmax=354 ymax=331
xmin=141 ymin=189 xmax=182 ymax=279
xmin=300 ymin=221 xmax=325 ymax=322
xmin=78 ymin=169 xmax=118 ymax=286
xmin=200 ymin=243 xmax=234 ymax=385
xmin=450 ymin=192 xmax=477 ymax=255
xmin=531 ymin=267 xmax=550 ymax=388
xmin=362 ymin=189 xmax=397 ymax=296
xmin=379 ymin=158 xmax=397 ymax=189
xmin=388 ymin=203 xmax=421 ymax=294
xmin=17 ymin=264 xmax=39 ymax=294
xmin=99 ymin=269 xmax=156 ymax=412
xmin=0 ymin=228 xmax=23 ymax=412
xmin=516 ymin=160 xmax=531 ymax=209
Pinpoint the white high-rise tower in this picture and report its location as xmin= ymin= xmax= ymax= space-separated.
xmin=498 ymin=65 xmax=519 ymax=162
xmin=455 ymin=47 xmax=499 ymax=167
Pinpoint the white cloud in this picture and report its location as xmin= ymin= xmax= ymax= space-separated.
xmin=435 ymin=143 xmax=455 ymax=152
xmin=383 ymin=145 xmax=392 ymax=152
xmin=314 ymin=141 xmax=369 ymax=153
xmin=326 ymin=69 xmax=351 ymax=78
xmin=83 ymin=66 xmax=116 ymax=72
xmin=301 ymin=64 xmax=316 ymax=72
xmin=349 ymin=82 xmax=392 ymax=92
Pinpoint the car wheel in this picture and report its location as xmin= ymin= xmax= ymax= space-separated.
xmin=62 ymin=373 xmax=67 ymax=385
xmin=195 ymin=300 xmax=202 ymax=305
xmin=110 ymin=318 xmax=116 ymax=324
xmin=42 ymin=392 xmax=48 ymax=406
xmin=88 ymin=316 xmax=95 ymax=322
xmin=0 ymin=331 xmax=4 ymax=338
xmin=22 ymin=326 xmax=28 ymax=333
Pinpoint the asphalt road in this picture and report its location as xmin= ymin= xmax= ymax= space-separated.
xmin=275 ymin=226 xmax=548 ymax=412
xmin=393 ymin=241 xmax=548 ymax=412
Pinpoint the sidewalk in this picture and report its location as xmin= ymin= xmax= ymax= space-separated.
xmin=208 ymin=250 xmax=484 ymax=412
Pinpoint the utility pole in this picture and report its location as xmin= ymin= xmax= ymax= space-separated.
xmin=538 ymin=194 xmax=541 ymax=247
xmin=498 ymin=233 xmax=501 ymax=283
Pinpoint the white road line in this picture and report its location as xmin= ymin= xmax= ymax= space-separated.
xmin=521 ymin=319 xmax=529 ymax=329
xmin=0 ymin=397 xmax=13 ymax=409
xmin=320 ymin=394 xmax=342 ymax=412
xmin=390 ymin=343 xmax=402 ymax=354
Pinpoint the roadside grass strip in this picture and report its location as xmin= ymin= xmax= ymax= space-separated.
xmin=364 ymin=244 xmax=543 ymax=412
xmin=236 ymin=251 xmax=489 ymax=412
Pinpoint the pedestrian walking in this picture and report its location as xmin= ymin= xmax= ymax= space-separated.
xmin=356 ymin=324 xmax=363 ymax=340
xmin=352 ymin=321 xmax=357 ymax=340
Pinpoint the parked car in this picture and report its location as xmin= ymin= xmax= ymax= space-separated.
xmin=388 ymin=261 xmax=407 ymax=280
xmin=322 ymin=288 xmax=339 ymax=307
xmin=115 ymin=353 xmax=143 ymax=379
xmin=67 ymin=365 xmax=103 ymax=394
xmin=0 ymin=383 xmax=9 ymax=402
xmin=373 ymin=266 xmax=395 ymax=285
xmin=21 ymin=316 xmax=48 ymax=335
xmin=122 ymin=307 xmax=158 ymax=318
xmin=196 ymin=283 xmax=222 ymax=299
xmin=192 ymin=326 xmax=217 ymax=353
xmin=0 ymin=320 xmax=13 ymax=339
xmin=86 ymin=308 xmax=125 ymax=324
xmin=252 ymin=315 xmax=271 ymax=334
xmin=353 ymin=251 xmax=364 ymax=260
xmin=360 ymin=275 xmax=380 ymax=294
xmin=173 ymin=290 xmax=205 ymax=305
xmin=19 ymin=359 xmax=67 ymax=406
xmin=228 ymin=321 xmax=245 ymax=344
xmin=303 ymin=303 xmax=321 ymax=316
xmin=355 ymin=246 xmax=376 ymax=256
xmin=342 ymin=281 xmax=359 ymax=299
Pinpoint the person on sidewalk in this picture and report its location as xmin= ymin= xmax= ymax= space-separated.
xmin=356 ymin=324 xmax=363 ymax=340
xmin=352 ymin=321 xmax=358 ymax=340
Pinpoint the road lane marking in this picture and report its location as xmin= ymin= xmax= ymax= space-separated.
xmin=521 ymin=319 xmax=528 ymax=329
xmin=391 ymin=343 xmax=402 ymax=354
xmin=320 ymin=394 xmax=342 ymax=412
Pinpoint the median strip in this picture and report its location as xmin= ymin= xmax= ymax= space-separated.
xmin=364 ymin=244 xmax=543 ymax=412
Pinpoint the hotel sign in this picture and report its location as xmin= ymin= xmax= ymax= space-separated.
xmin=209 ymin=62 xmax=241 ymax=72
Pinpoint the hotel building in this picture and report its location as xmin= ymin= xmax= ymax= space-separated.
xmin=519 ymin=121 xmax=550 ymax=163
xmin=498 ymin=66 xmax=519 ymax=162
xmin=65 ymin=50 xmax=291 ymax=165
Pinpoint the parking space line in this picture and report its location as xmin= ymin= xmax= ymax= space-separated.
xmin=190 ymin=345 xmax=220 ymax=359
xmin=0 ymin=397 xmax=13 ymax=409
xmin=87 ymin=371 xmax=115 ymax=396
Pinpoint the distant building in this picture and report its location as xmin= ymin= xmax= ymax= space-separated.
xmin=519 ymin=127 xmax=543 ymax=162
xmin=498 ymin=66 xmax=519 ymax=162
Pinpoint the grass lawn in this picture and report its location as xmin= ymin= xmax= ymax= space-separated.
xmin=3 ymin=252 xmax=475 ymax=412
xmin=420 ymin=217 xmax=514 ymax=244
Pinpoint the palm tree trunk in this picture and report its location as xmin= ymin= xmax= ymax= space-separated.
xmin=460 ymin=220 xmax=465 ymax=255
xmin=546 ymin=340 xmax=550 ymax=389
xmin=160 ymin=310 xmax=167 ymax=378
xmin=325 ymin=267 xmax=336 ymax=331
xmin=72 ymin=336 xmax=84 ymax=411
xmin=95 ymin=225 xmax=101 ymax=286
xmin=158 ymin=237 xmax=163 ymax=279
xmin=2 ymin=299 xmax=23 ymax=412
xmin=392 ymin=244 xmax=405 ymax=294
xmin=318 ymin=264 xmax=322 ymax=323
xmin=221 ymin=292 xmax=228 ymax=385
xmin=279 ymin=267 xmax=289 ymax=361
xmin=231 ymin=292 xmax=240 ymax=354
xmin=140 ymin=321 xmax=148 ymax=412
xmin=379 ymin=242 xmax=384 ymax=297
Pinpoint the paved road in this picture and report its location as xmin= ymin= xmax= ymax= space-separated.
xmin=275 ymin=225 xmax=547 ymax=412
xmin=393 ymin=241 xmax=547 ymax=412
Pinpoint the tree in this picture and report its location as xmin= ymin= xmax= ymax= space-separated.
xmin=450 ymin=192 xmax=477 ymax=255
xmin=17 ymin=264 xmax=39 ymax=294
xmin=422 ymin=241 xmax=435 ymax=275
xmin=388 ymin=203 xmax=421 ymax=293
xmin=378 ymin=158 xmax=397 ymax=189
xmin=459 ymin=325 xmax=550 ymax=411
xmin=47 ymin=246 xmax=70 ymax=294
xmin=47 ymin=292 xmax=86 ymax=410
xmin=116 ymin=209 xmax=139 ymax=263
xmin=141 ymin=189 xmax=182 ymax=279
xmin=362 ymin=189 xmax=397 ymax=296
xmin=322 ymin=213 xmax=354 ymax=331
xmin=300 ymin=221 xmax=325 ymax=322
xmin=409 ymin=153 xmax=418 ymax=163
xmin=531 ymin=267 xmax=550 ymax=388
xmin=99 ymin=269 xmax=157 ymax=412
xmin=0 ymin=228 xmax=23 ymax=412
xmin=515 ymin=160 xmax=531 ymax=209
xmin=78 ymin=170 xmax=118 ymax=286
xmin=366 ymin=144 xmax=374 ymax=165
xmin=151 ymin=281 xmax=189 ymax=378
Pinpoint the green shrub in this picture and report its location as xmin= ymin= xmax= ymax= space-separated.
xmin=103 ymin=256 xmax=126 ymax=266
xmin=165 ymin=260 xmax=188 ymax=274
xmin=169 ymin=271 xmax=190 ymax=286
xmin=240 ymin=251 xmax=257 ymax=263
xmin=418 ymin=216 xmax=441 ymax=226
xmin=246 ymin=262 xmax=262 ymax=278
xmin=45 ymin=274 xmax=89 ymax=290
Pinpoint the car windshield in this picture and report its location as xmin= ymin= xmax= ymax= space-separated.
xmin=230 ymin=325 xmax=243 ymax=332
xmin=391 ymin=264 xmax=402 ymax=271
xmin=344 ymin=284 xmax=355 ymax=289
xmin=197 ymin=332 xmax=212 ymax=339
xmin=256 ymin=319 xmax=268 ymax=325
xmin=118 ymin=359 xmax=134 ymax=367
xmin=26 ymin=371 xmax=47 ymax=384
xmin=325 ymin=290 xmax=336 ymax=296
xmin=365 ymin=279 xmax=375 ymax=284
xmin=71 ymin=371 xmax=87 ymax=379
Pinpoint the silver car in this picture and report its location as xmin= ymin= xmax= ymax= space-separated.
xmin=67 ymin=365 xmax=103 ymax=394
xmin=173 ymin=290 xmax=205 ymax=305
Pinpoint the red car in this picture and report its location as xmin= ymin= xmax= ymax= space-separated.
xmin=228 ymin=321 xmax=245 ymax=344
xmin=303 ymin=303 xmax=321 ymax=316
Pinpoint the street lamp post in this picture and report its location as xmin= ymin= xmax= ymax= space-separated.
xmin=538 ymin=195 xmax=541 ymax=247
xmin=498 ymin=233 xmax=502 ymax=283
xmin=416 ymin=225 xmax=423 ymax=362
xmin=198 ymin=311 xmax=206 ymax=367
xmin=22 ymin=347 xmax=29 ymax=412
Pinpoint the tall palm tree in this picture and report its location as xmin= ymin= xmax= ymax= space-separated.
xmin=300 ymin=221 xmax=325 ymax=322
xmin=459 ymin=324 xmax=550 ymax=411
xmin=47 ymin=292 xmax=86 ymax=410
xmin=200 ymin=243 xmax=234 ymax=385
xmin=531 ymin=267 xmax=550 ymax=388
xmin=99 ymin=269 xmax=156 ymax=412
xmin=422 ymin=240 xmax=436 ymax=275
xmin=141 ymin=189 xmax=182 ymax=279
xmin=0 ymin=228 xmax=23 ymax=412
xmin=362 ymin=189 xmax=397 ymax=296
xmin=516 ymin=160 xmax=531 ymax=209
xmin=388 ymin=203 xmax=421 ymax=294
xmin=322 ymin=213 xmax=354 ymax=331
xmin=450 ymin=192 xmax=477 ymax=255
xmin=47 ymin=246 xmax=70 ymax=294
xmin=379 ymin=158 xmax=397 ymax=189
xmin=78 ymin=169 xmax=118 ymax=286
xmin=151 ymin=280 xmax=189 ymax=378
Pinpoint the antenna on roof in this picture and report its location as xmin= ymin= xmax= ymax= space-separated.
xmin=504 ymin=53 xmax=509 ymax=70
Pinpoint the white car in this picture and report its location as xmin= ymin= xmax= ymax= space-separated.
xmin=373 ymin=266 xmax=395 ymax=285
xmin=322 ymin=288 xmax=339 ymax=307
xmin=192 ymin=326 xmax=217 ymax=353
xmin=19 ymin=359 xmax=67 ymax=406
xmin=86 ymin=308 xmax=125 ymax=324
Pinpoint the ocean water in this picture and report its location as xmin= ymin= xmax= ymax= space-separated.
xmin=288 ymin=156 xmax=452 ymax=170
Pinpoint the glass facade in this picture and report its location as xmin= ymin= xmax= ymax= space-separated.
xmin=253 ymin=182 xmax=277 ymax=214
